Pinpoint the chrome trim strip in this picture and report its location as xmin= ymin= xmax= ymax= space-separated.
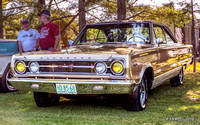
xmin=8 ymin=78 xmax=132 ymax=85
xmin=39 ymin=65 xmax=94 ymax=68
xmin=177 ymin=57 xmax=192 ymax=64
xmin=152 ymin=66 xmax=181 ymax=89
xmin=15 ymin=73 xmax=111 ymax=78
xmin=14 ymin=70 xmax=127 ymax=78
xmin=0 ymin=39 xmax=17 ymax=42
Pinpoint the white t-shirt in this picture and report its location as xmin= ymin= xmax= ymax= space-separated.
xmin=17 ymin=28 xmax=40 ymax=52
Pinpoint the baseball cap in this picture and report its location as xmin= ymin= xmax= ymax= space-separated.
xmin=38 ymin=10 xmax=51 ymax=16
xmin=21 ymin=19 xmax=29 ymax=24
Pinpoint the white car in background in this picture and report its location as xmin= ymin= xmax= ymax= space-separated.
xmin=0 ymin=39 xmax=18 ymax=92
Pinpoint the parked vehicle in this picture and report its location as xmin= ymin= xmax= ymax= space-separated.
xmin=0 ymin=39 xmax=18 ymax=92
xmin=8 ymin=21 xmax=193 ymax=111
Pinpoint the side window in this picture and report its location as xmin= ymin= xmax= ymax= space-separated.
xmin=153 ymin=30 xmax=157 ymax=44
xmin=153 ymin=25 xmax=166 ymax=44
xmin=163 ymin=29 xmax=175 ymax=44
xmin=86 ymin=29 xmax=106 ymax=43
xmin=78 ymin=29 xmax=106 ymax=44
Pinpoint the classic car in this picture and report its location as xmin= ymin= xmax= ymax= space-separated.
xmin=0 ymin=39 xmax=18 ymax=92
xmin=8 ymin=21 xmax=193 ymax=111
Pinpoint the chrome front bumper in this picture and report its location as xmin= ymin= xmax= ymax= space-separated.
xmin=8 ymin=78 xmax=135 ymax=94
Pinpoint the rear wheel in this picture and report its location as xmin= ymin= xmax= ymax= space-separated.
xmin=0 ymin=64 xmax=16 ymax=92
xmin=33 ymin=92 xmax=60 ymax=107
xmin=170 ymin=67 xmax=184 ymax=87
xmin=126 ymin=76 xmax=148 ymax=111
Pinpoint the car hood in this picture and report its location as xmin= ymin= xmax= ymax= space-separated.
xmin=15 ymin=44 xmax=152 ymax=57
xmin=67 ymin=44 xmax=152 ymax=55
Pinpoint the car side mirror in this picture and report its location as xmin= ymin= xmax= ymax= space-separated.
xmin=68 ymin=40 xmax=73 ymax=46
xmin=157 ymin=38 xmax=163 ymax=44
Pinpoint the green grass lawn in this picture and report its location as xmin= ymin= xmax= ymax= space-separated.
xmin=0 ymin=64 xmax=200 ymax=125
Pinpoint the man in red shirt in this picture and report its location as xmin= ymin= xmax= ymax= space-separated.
xmin=38 ymin=10 xmax=61 ymax=50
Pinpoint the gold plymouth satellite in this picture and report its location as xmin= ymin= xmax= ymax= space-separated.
xmin=8 ymin=21 xmax=193 ymax=111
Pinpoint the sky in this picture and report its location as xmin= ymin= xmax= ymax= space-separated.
xmin=136 ymin=0 xmax=172 ymax=6
xmin=136 ymin=0 xmax=200 ymax=19
xmin=136 ymin=0 xmax=198 ymax=6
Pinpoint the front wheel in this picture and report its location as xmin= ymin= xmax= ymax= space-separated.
xmin=170 ymin=67 xmax=184 ymax=87
xmin=126 ymin=76 xmax=148 ymax=111
xmin=33 ymin=92 xmax=60 ymax=107
xmin=0 ymin=64 xmax=17 ymax=92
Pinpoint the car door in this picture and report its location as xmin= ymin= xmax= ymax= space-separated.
xmin=163 ymin=29 xmax=193 ymax=69
xmin=152 ymin=25 xmax=179 ymax=87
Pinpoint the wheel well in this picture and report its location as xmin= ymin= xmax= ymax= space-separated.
xmin=144 ymin=67 xmax=154 ymax=90
xmin=2 ymin=63 xmax=11 ymax=77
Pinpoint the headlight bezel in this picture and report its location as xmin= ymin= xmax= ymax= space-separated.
xmin=111 ymin=60 xmax=125 ymax=75
xmin=94 ymin=62 xmax=107 ymax=74
xmin=14 ymin=61 xmax=26 ymax=74
xmin=29 ymin=61 xmax=39 ymax=73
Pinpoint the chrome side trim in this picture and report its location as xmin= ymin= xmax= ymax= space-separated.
xmin=0 ymin=39 xmax=17 ymax=42
xmin=151 ymin=66 xmax=181 ymax=89
xmin=177 ymin=57 xmax=193 ymax=65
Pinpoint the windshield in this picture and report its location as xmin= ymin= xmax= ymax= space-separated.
xmin=73 ymin=23 xmax=150 ymax=45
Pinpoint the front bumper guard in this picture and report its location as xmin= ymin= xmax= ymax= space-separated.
xmin=8 ymin=78 xmax=135 ymax=94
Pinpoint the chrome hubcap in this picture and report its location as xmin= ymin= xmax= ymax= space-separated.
xmin=179 ymin=69 xmax=183 ymax=84
xmin=140 ymin=79 xmax=147 ymax=108
xmin=6 ymin=69 xmax=14 ymax=90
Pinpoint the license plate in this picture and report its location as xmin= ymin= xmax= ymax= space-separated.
xmin=56 ymin=84 xmax=77 ymax=94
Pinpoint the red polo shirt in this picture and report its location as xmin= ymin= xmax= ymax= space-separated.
xmin=39 ymin=21 xmax=59 ymax=50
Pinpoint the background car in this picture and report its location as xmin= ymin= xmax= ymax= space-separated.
xmin=0 ymin=39 xmax=18 ymax=92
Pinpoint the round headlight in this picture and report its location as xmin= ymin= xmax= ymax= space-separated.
xmin=95 ymin=62 xmax=107 ymax=74
xmin=16 ymin=61 xmax=26 ymax=73
xmin=29 ymin=62 xmax=39 ymax=73
xmin=111 ymin=61 xmax=124 ymax=75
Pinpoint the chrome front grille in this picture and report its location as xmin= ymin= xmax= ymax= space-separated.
xmin=14 ymin=58 xmax=126 ymax=78
xmin=34 ymin=61 xmax=96 ymax=73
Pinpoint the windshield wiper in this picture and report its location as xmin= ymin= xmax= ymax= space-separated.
xmin=78 ymin=42 xmax=101 ymax=45
xmin=102 ymin=42 xmax=123 ymax=44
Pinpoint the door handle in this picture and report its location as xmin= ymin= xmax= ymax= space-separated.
xmin=172 ymin=49 xmax=177 ymax=51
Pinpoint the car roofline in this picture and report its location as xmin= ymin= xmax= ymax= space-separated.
xmin=86 ymin=20 xmax=165 ymax=26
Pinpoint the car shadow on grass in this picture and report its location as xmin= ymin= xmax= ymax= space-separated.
xmin=58 ymin=94 xmax=128 ymax=110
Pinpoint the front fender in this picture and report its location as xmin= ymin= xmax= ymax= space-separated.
xmin=138 ymin=63 xmax=154 ymax=84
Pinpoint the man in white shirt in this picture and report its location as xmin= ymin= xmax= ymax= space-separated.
xmin=17 ymin=19 xmax=40 ymax=53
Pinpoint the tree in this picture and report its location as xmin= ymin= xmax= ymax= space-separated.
xmin=79 ymin=0 xmax=86 ymax=32
xmin=125 ymin=3 xmax=191 ymax=28
xmin=1 ymin=0 xmax=79 ymax=45
xmin=117 ymin=0 xmax=126 ymax=20
xmin=38 ymin=0 xmax=45 ymax=12
xmin=0 ymin=0 xmax=3 ymax=38
xmin=1 ymin=0 xmax=197 ymax=47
